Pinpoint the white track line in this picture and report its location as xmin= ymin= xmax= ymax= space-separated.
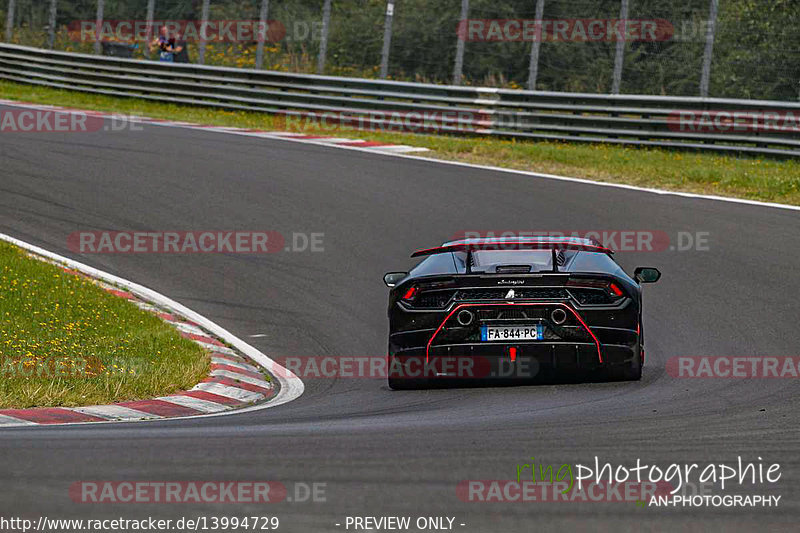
xmin=0 ymin=100 xmax=428 ymax=155
xmin=392 ymin=153 xmax=800 ymax=212
xmin=362 ymin=145 xmax=430 ymax=153
xmin=254 ymin=131 xmax=307 ymax=137
xmin=314 ymin=138 xmax=363 ymax=144
xmin=146 ymin=108 xmax=800 ymax=212
xmin=8 ymin=98 xmax=793 ymax=211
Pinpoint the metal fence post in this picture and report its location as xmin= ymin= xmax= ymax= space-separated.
xmin=198 ymin=0 xmax=210 ymax=65
xmin=317 ymin=0 xmax=331 ymax=74
xmin=379 ymin=0 xmax=395 ymax=79
xmin=144 ymin=0 xmax=155 ymax=59
xmin=611 ymin=0 xmax=628 ymax=94
xmin=93 ymin=0 xmax=104 ymax=55
xmin=526 ymin=0 xmax=545 ymax=91
xmin=452 ymin=0 xmax=469 ymax=85
xmin=47 ymin=0 xmax=57 ymax=49
xmin=4 ymin=0 xmax=14 ymax=43
xmin=699 ymin=0 xmax=719 ymax=98
xmin=256 ymin=0 xmax=270 ymax=70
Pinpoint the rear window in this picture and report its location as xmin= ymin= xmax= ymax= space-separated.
xmin=472 ymin=250 xmax=553 ymax=267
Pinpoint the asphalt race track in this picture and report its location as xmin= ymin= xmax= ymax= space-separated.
xmin=1 ymin=104 xmax=799 ymax=532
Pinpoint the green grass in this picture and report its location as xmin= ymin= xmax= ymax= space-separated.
xmin=0 ymin=240 xmax=209 ymax=408
xmin=1 ymin=79 xmax=799 ymax=205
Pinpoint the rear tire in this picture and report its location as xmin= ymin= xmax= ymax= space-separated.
xmin=606 ymin=354 xmax=642 ymax=381
xmin=387 ymin=354 xmax=429 ymax=390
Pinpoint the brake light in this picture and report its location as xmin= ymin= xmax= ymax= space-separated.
xmin=402 ymin=286 xmax=418 ymax=300
xmin=609 ymin=283 xmax=624 ymax=297
xmin=509 ymin=347 xmax=518 ymax=362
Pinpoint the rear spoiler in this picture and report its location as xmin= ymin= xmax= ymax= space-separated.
xmin=411 ymin=240 xmax=614 ymax=258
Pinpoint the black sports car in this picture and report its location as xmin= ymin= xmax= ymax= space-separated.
xmin=383 ymin=237 xmax=660 ymax=389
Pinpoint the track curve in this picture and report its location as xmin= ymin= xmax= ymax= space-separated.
xmin=0 ymin=104 xmax=798 ymax=532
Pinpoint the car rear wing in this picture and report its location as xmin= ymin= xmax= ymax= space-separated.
xmin=411 ymin=239 xmax=614 ymax=275
xmin=410 ymin=239 xmax=614 ymax=258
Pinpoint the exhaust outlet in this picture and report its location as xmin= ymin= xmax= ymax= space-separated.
xmin=456 ymin=309 xmax=474 ymax=326
xmin=551 ymin=308 xmax=568 ymax=325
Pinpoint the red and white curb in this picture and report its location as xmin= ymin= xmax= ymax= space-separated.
xmin=0 ymin=99 xmax=429 ymax=154
xmin=0 ymin=233 xmax=304 ymax=428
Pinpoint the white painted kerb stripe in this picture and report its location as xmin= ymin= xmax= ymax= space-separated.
xmin=196 ymin=342 xmax=238 ymax=356
xmin=0 ymin=414 xmax=37 ymax=426
xmin=156 ymin=395 xmax=230 ymax=413
xmin=169 ymin=321 xmax=207 ymax=336
xmin=133 ymin=301 xmax=161 ymax=313
xmin=210 ymin=369 xmax=272 ymax=388
xmin=211 ymin=357 xmax=261 ymax=373
xmin=73 ymin=405 xmax=161 ymax=421
xmin=191 ymin=383 xmax=264 ymax=403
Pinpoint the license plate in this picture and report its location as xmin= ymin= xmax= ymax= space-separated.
xmin=481 ymin=324 xmax=543 ymax=342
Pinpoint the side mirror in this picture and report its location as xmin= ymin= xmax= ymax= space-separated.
xmin=634 ymin=267 xmax=661 ymax=284
xmin=383 ymin=272 xmax=408 ymax=288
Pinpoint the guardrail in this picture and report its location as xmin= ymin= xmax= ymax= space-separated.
xmin=1 ymin=43 xmax=799 ymax=158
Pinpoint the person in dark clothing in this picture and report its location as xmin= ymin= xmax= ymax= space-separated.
xmin=171 ymin=31 xmax=191 ymax=64
xmin=150 ymin=26 xmax=174 ymax=62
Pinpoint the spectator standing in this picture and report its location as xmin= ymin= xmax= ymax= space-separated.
xmin=150 ymin=26 xmax=174 ymax=62
xmin=172 ymin=31 xmax=191 ymax=64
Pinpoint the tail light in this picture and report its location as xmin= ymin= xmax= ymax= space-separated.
xmin=608 ymin=283 xmax=624 ymax=298
xmin=567 ymin=278 xmax=626 ymax=304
